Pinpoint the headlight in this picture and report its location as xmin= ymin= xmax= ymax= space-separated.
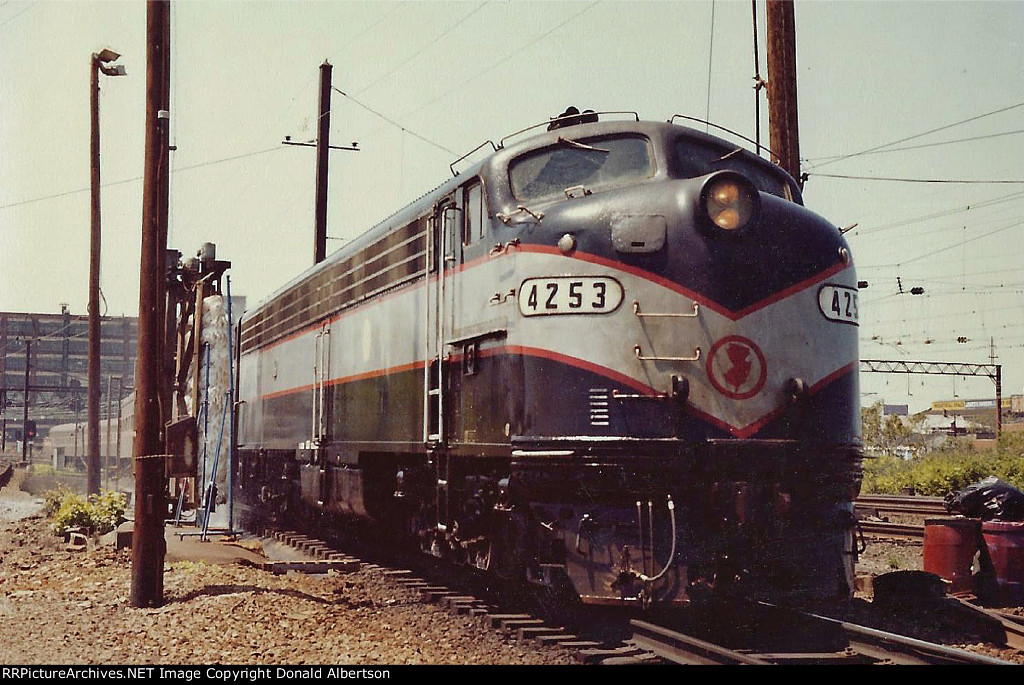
xmin=699 ymin=171 xmax=759 ymax=234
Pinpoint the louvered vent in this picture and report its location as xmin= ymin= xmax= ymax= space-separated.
xmin=589 ymin=388 xmax=610 ymax=427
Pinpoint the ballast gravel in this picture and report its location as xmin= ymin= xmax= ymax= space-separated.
xmin=0 ymin=486 xmax=573 ymax=665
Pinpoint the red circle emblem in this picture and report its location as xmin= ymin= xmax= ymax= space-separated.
xmin=706 ymin=335 xmax=767 ymax=400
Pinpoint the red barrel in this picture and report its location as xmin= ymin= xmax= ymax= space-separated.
xmin=981 ymin=521 xmax=1024 ymax=605
xmin=923 ymin=517 xmax=981 ymax=594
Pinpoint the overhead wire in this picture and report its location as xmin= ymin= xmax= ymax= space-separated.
xmin=705 ymin=0 xmax=716 ymax=133
xmin=339 ymin=0 xmax=600 ymax=170
xmin=868 ymin=218 xmax=1024 ymax=268
xmin=804 ymin=100 xmax=1024 ymax=171
xmin=805 ymin=129 xmax=1024 ymax=162
xmin=393 ymin=1 xmax=600 ymax=124
xmin=846 ymin=190 xmax=1024 ymax=238
xmin=1 ymin=147 xmax=287 ymax=211
xmin=0 ymin=0 xmax=35 ymax=28
xmin=353 ymin=1 xmax=492 ymax=98
xmin=2 ymin=2 xmax=405 ymax=213
xmin=332 ymin=87 xmax=457 ymax=156
xmin=807 ymin=173 xmax=1024 ymax=184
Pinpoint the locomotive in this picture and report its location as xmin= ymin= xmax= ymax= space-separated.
xmin=235 ymin=109 xmax=862 ymax=607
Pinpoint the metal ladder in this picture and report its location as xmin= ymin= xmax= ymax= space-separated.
xmin=423 ymin=210 xmax=446 ymax=445
xmin=312 ymin=323 xmax=330 ymax=507
xmin=312 ymin=323 xmax=331 ymax=444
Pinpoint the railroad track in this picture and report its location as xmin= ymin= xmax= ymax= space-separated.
xmin=855 ymin=494 xmax=945 ymax=539
xmin=858 ymin=519 xmax=925 ymax=539
xmin=856 ymin=494 xmax=947 ymax=517
xmin=262 ymin=526 xmax=1017 ymax=665
xmin=630 ymin=603 xmax=1014 ymax=665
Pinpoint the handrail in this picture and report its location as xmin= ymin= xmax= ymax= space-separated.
xmin=634 ymin=345 xmax=701 ymax=362
xmin=498 ymin=110 xmax=640 ymax=148
xmin=633 ymin=301 xmax=699 ymax=319
xmin=669 ymin=114 xmax=780 ymax=161
xmin=450 ymin=140 xmax=497 ymax=177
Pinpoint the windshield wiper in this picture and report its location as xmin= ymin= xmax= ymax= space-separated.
xmin=713 ymin=147 xmax=743 ymax=163
xmin=557 ymin=136 xmax=609 ymax=153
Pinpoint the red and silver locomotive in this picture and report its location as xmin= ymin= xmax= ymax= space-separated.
xmin=235 ymin=110 xmax=862 ymax=606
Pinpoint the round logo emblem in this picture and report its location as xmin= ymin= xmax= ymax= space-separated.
xmin=706 ymin=335 xmax=767 ymax=400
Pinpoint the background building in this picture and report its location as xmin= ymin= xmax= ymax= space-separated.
xmin=0 ymin=307 xmax=137 ymax=447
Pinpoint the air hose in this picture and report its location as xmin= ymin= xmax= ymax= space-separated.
xmin=640 ymin=496 xmax=677 ymax=583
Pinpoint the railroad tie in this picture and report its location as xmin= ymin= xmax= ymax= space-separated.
xmin=533 ymin=633 xmax=583 ymax=646
xmin=479 ymin=613 xmax=533 ymax=629
xmin=498 ymin=618 xmax=545 ymax=634
xmin=516 ymin=626 xmax=565 ymax=642
xmin=576 ymin=645 xmax=646 ymax=665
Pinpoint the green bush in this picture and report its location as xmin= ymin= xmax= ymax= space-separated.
xmin=47 ymin=488 xmax=128 ymax=536
xmin=42 ymin=484 xmax=74 ymax=517
xmin=862 ymin=433 xmax=1024 ymax=496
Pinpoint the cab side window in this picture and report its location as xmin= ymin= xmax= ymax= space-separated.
xmin=462 ymin=181 xmax=484 ymax=245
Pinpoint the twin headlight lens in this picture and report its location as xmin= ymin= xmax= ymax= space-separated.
xmin=701 ymin=172 xmax=758 ymax=233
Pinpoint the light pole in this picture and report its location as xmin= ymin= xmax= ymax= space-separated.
xmin=88 ymin=48 xmax=126 ymax=496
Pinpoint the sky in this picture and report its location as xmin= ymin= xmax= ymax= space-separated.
xmin=1 ymin=0 xmax=1023 ymax=414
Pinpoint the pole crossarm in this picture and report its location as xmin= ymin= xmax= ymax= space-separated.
xmin=859 ymin=359 xmax=1000 ymax=381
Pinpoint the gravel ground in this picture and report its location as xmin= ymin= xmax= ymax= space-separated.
xmin=0 ymin=471 xmax=575 ymax=666
xmin=856 ymin=538 xmax=924 ymax=579
xmin=2 ymin=469 xmax=1022 ymax=665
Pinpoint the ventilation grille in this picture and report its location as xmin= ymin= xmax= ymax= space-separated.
xmin=589 ymin=388 xmax=610 ymax=427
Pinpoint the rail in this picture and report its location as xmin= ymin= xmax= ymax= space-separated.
xmin=856 ymin=494 xmax=946 ymax=517
xmin=629 ymin=603 xmax=1014 ymax=665
xmin=629 ymin=620 xmax=770 ymax=665
xmin=858 ymin=520 xmax=925 ymax=539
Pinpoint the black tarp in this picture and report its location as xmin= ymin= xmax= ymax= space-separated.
xmin=944 ymin=476 xmax=1024 ymax=521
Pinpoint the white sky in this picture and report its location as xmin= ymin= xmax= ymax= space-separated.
xmin=1 ymin=0 xmax=1023 ymax=413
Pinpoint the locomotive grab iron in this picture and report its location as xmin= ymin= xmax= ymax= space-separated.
xmin=234 ymin=109 xmax=863 ymax=606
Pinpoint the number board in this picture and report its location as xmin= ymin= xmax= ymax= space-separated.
xmin=518 ymin=276 xmax=624 ymax=316
xmin=817 ymin=284 xmax=859 ymax=325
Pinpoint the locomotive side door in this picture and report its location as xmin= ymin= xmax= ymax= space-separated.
xmin=424 ymin=197 xmax=459 ymax=446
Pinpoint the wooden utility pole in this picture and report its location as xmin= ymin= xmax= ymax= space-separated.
xmin=89 ymin=48 xmax=126 ymax=495
xmin=283 ymin=61 xmax=358 ymax=264
xmin=21 ymin=340 xmax=30 ymax=463
xmin=765 ymin=0 xmax=802 ymax=187
xmin=314 ymin=60 xmax=332 ymax=265
xmin=88 ymin=56 xmax=101 ymax=494
xmin=131 ymin=0 xmax=171 ymax=609
xmin=104 ymin=374 xmax=113 ymax=488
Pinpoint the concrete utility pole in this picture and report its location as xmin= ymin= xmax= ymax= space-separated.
xmin=764 ymin=0 xmax=802 ymax=187
xmin=89 ymin=47 xmax=127 ymax=495
xmin=132 ymin=0 xmax=171 ymax=609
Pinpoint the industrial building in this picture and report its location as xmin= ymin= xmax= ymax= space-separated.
xmin=0 ymin=307 xmax=137 ymax=448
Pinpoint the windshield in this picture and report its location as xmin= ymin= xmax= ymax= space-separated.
xmin=675 ymin=139 xmax=793 ymax=200
xmin=510 ymin=135 xmax=654 ymax=203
